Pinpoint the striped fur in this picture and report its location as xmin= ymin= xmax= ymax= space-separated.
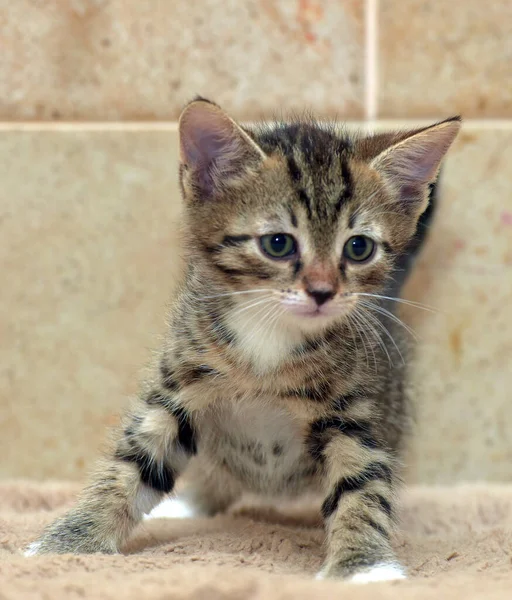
xmin=27 ymin=100 xmax=460 ymax=580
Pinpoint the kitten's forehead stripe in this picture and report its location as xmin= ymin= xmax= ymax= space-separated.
xmin=288 ymin=207 xmax=298 ymax=228
xmin=335 ymin=157 xmax=354 ymax=213
xmin=286 ymin=155 xmax=303 ymax=183
xmin=298 ymin=189 xmax=313 ymax=220
xmin=255 ymin=122 xmax=354 ymax=231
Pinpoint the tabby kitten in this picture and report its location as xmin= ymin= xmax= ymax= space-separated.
xmin=26 ymin=99 xmax=460 ymax=582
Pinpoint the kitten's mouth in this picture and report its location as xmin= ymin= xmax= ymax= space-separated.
xmin=306 ymin=308 xmax=325 ymax=317
xmin=287 ymin=305 xmax=333 ymax=319
xmin=284 ymin=300 xmax=353 ymax=323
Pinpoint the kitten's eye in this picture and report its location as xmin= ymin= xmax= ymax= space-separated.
xmin=260 ymin=234 xmax=297 ymax=259
xmin=343 ymin=236 xmax=375 ymax=262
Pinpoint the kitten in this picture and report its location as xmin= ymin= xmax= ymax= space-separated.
xmin=25 ymin=99 xmax=460 ymax=582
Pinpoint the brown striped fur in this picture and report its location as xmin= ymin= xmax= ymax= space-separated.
xmin=26 ymin=100 xmax=460 ymax=580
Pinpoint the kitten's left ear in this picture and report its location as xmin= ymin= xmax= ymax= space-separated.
xmin=179 ymin=99 xmax=266 ymax=200
xmin=370 ymin=117 xmax=461 ymax=216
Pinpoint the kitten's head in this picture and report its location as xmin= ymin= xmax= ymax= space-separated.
xmin=179 ymin=98 xmax=460 ymax=337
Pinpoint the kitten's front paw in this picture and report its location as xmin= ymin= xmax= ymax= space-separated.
xmin=23 ymin=541 xmax=42 ymax=557
xmin=24 ymin=532 xmax=117 ymax=556
xmin=24 ymin=513 xmax=118 ymax=556
xmin=316 ymin=562 xmax=406 ymax=584
xmin=349 ymin=563 xmax=406 ymax=584
xmin=24 ymin=534 xmax=117 ymax=556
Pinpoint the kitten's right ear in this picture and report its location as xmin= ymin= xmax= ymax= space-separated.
xmin=179 ymin=99 xmax=266 ymax=200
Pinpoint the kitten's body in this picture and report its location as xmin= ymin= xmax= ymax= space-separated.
xmin=26 ymin=100 xmax=460 ymax=582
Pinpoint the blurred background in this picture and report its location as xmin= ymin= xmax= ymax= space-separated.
xmin=0 ymin=0 xmax=511 ymax=484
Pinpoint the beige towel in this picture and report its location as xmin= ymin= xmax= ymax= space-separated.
xmin=1 ymin=481 xmax=512 ymax=599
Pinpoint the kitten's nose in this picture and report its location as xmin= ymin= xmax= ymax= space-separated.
xmin=305 ymin=287 xmax=335 ymax=306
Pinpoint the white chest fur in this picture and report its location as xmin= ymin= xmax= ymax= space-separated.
xmin=226 ymin=303 xmax=305 ymax=373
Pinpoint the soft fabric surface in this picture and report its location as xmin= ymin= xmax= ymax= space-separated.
xmin=1 ymin=481 xmax=512 ymax=599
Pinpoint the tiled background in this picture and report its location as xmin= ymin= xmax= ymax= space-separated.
xmin=1 ymin=0 xmax=511 ymax=483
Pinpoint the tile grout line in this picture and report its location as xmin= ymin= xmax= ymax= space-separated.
xmin=364 ymin=0 xmax=378 ymax=126
xmin=0 ymin=120 xmax=510 ymax=131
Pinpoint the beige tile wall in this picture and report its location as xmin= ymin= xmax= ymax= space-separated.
xmin=379 ymin=0 xmax=512 ymax=118
xmin=1 ymin=1 xmax=511 ymax=482
xmin=0 ymin=1 xmax=364 ymax=121
xmin=0 ymin=128 xmax=184 ymax=479
xmin=402 ymin=125 xmax=512 ymax=483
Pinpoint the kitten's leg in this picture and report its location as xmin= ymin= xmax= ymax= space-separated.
xmin=309 ymin=415 xmax=404 ymax=582
xmin=26 ymin=390 xmax=198 ymax=555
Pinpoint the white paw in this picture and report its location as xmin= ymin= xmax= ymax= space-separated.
xmin=143 ymin=497 xmax=196 ymax=520
xmin=315 ymin=562 xmax=406 ymax=583
xmin=24 ymin=541 xmax=42 ymax=557
xmin=350 ymin=563 xmax=407 ymax=584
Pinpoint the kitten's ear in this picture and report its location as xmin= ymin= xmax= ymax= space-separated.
xmin=179 ymin=99 xmax=266 ymax=200
xmin=370 ymin=117 xmax=461 ymax=216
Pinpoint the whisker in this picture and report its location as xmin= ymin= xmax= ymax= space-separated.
xmin=349 ymin=292 xmax=437 ymax=313
xmin=244 ymin=302 xmax=281 ymax=348
xmin=358 ymin=307 xmax=404 ymax=365
xmin=349 ymin=310 xmax=378 ymax=372
xmin=356 ymin=209 xmax=406 ymax=220
xmin=199 ymin=289 xmax=275 ymax=300
xmin=352 ymin=308 xmax=386 ymax=368
xmin=346 ymin=312 xmax=369 ymax=370
xmin=362 ymin=313 xmax=394 ymax=366
xmin=229 ymin=296 xmax=275 ymax=319
xmin=359 ymin=300 xmax=419 ymax=342
xmin=348 ymin=192 xmax=380 ymax=223
xmin=243 ymin=299 xmax=278 ymax=331
xmin=267 ymin=305 xmax=287 ymax=342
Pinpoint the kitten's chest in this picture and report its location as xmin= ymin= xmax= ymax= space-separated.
xmin=196 ymin=399 xmax=319 ymax=495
